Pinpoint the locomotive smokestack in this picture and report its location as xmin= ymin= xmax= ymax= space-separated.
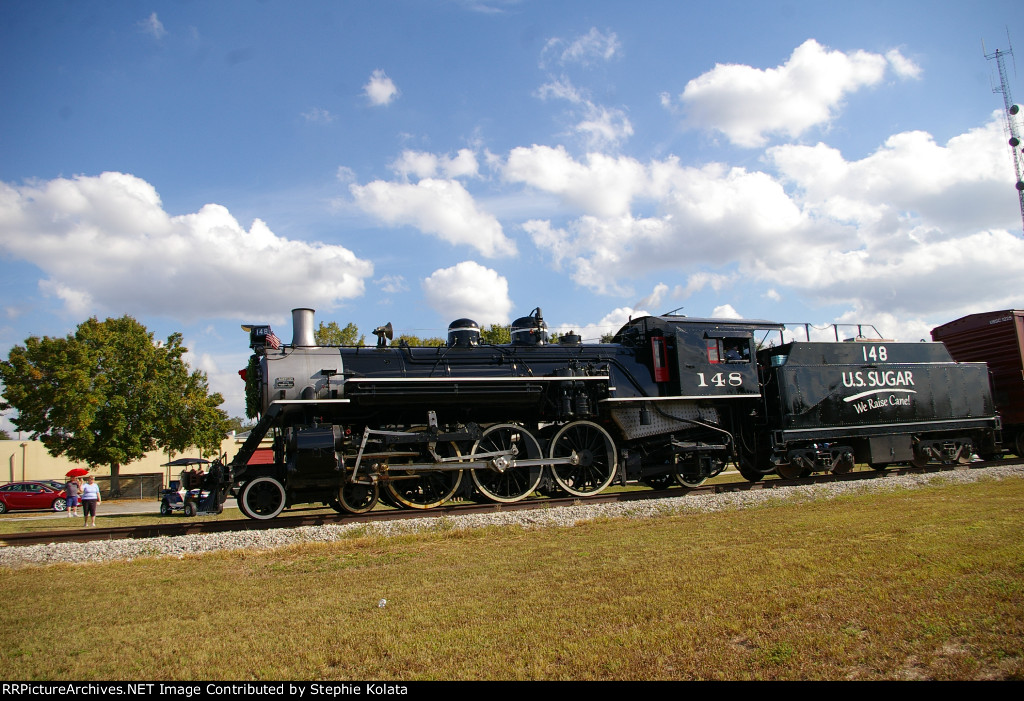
xmin=291 ymin=308 xmax=317 ymax=347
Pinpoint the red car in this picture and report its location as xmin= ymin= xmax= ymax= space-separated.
xmin=0 ymin=481 xmax=68 ymax=514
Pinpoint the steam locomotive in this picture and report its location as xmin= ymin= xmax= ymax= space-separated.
xmin=215 ymin=307 xmax=1000 ymax=520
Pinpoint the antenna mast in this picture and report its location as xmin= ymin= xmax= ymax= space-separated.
xmin=985 ymin=34 xmax=1024 ymax=234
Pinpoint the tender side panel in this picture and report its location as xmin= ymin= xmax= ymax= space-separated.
xmin=761 ymin=342 xmax=996 ymax=441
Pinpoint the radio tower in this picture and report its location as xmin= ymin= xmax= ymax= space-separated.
xmin=985 ymin=35 xmax=1024 ymax=234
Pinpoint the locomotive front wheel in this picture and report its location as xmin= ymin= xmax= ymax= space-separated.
xmin=240 ymin=476 xmax=287 ymax=520
xmin=470 ymin=424 xmax=544 ymax=503
xmin=548 ymin=421 xmax=618 ymax=497
xmin=338 ymin=482 xmax=379 ymax=514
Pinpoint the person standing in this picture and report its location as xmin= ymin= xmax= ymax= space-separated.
xmin=80 ymin=475 xmax=101 ymax=527
xmin=64 ymin=476 xmax=82 ymax=518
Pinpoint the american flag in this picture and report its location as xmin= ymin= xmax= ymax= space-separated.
xmin=265 ymin=329 xmax=282 ymax=350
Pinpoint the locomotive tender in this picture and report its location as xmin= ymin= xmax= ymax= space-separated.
xmin=219 ymin=307 xmax=1000 ymax=520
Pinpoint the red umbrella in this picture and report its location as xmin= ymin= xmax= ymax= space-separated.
xmin=65 ymin=468 xmax=89 ymax=477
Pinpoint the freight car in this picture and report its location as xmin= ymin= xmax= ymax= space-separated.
xmin=932 ymin=310 xmax=1024 ymax=457
xmin=216 ymin=308 xmax=1000 ymax=520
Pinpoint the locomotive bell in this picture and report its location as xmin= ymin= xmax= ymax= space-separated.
xmin=448 ymin=318 xmax=481 ymax=347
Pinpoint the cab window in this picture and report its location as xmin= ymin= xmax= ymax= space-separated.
xmin=707 ymin=338 xmax=750 ymax=363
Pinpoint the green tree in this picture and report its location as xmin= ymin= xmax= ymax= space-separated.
xmin=480 ymin=324 xmax=511 ymax=345
xmin=157 ymin=341 xmax=229 ymax=460
xmin=395 ymin=334 xmax=446 ymax=347
xmin=225 ymin=416 xmax=254 ymax=434
xmin=0 ymin=316 xmax=227 ymax=495
xmin=0 ymin=429 xmax=10 ymax=440
xmin=315 ymin=321 xmax=365 ymax=346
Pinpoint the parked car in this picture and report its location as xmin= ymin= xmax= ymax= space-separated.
xmin=0 ymin=481 xmax=68 ymax=514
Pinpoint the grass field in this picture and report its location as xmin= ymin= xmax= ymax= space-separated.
xmin=1 ymin=474 xmax=1022 ymax=680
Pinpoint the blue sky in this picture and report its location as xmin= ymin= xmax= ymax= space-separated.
xmin=1 ymin=0 xmax=1023 ymax=427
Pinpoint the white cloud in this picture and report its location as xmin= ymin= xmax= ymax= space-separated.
xmin=886 ymin=49 xmax=923 ymax=80
xmin=390 ymin=149 xmax=479 ymax=180
xmin=541 ymin=28 xmax=621 ymax=68
xmin=672 ymin=39 xmax=907 ymax=147
xmin=139 ymin=13 xmax=167 ymax=40
xmin=549 ymin=306 xmax=650 ymax=343
xmin=536 ymin=77 xmax=633 ymax=149
xmin=504 ymin=145 xmax=648 ymax=217
xmin=0 ymin=172 xmax=374 ymax=321
xmin=537 ymin=77 xmax=586 ymax=104
xmin=833 ymin=307 xmax=934 ymax=344
xmin=767 ymin=116 xmax=1014 ymax=236
xmin=390 ymin=151 xmax=440 ymax=180
xmin=674 ymin=272 xmax=738 ymax=300
xmin=421 ymin=262 xmax=513 ymax=324
xmin=711 ymin=304 xmax=742 ymax=319
xmin=302 ymin=107 xmax=335 ymax=124
xmin=375 ymin=275 xmax=408 ymax=294
xmin=634 ymin=283 xmax=669 ymax=311
xmin=509 ymin=111 xmax=1024 ymax=326
xmin=350 ymin=177 xmax=516 ymax=258
xmin=576 ymin=104 xmax=634 ymax=150
xmin=513 ymin=150 xmax=806 ymax=293
xmin=363 ymin=69 xmax=399 ymax=106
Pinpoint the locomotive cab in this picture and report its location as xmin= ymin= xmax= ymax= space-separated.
xmin=612 ymin=315 xmax=778 ymax=398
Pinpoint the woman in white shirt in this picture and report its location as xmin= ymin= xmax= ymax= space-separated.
xmin=80 ymin=475 xmax=101 ymax=527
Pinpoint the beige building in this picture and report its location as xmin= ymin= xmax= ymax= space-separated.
xmin=1 ymin=435 xmax=252 ymax=491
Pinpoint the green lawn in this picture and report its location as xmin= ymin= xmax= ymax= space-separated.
xmin=1 ymin=475 xmax=1022 ymax=680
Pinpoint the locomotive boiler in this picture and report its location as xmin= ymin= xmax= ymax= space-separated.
xmin=220 ymin=307 xmax=1000 ymax=520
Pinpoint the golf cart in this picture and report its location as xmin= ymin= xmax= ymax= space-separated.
xmin=159 ymin=458 xmax=224 ymax=516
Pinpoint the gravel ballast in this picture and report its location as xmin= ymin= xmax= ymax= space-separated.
xmin=3 ymin=465 xmax=1022 ymax=569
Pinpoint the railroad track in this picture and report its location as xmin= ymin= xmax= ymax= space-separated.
xmin=1 ymin=460 xmax=1012 ymax=548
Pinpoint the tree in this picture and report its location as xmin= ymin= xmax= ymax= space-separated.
xmin=0 ymin=429 xmax=10 ymax=440
xmin=480 ymin=324 xmax=511 ymax=345
xmin=225 ymin=416 xmax=254 ymax=434
xmin=315 ymin=321 xmax=365 ymax=346
xmin=395 ymin=334 xmax=445 ymax=347
xmin=157 ymin=340 xmax=230 ymax=460
xmin=0 ymin=316 xmax=228 ymax=495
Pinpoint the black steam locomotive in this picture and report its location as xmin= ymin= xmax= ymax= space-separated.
xmin=217 ymin=307 xmax=1000 ymax=520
